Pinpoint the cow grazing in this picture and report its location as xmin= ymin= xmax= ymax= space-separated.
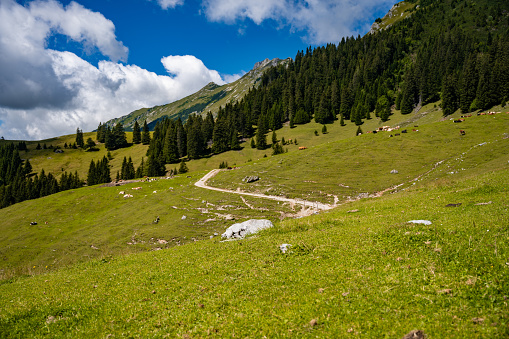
xmin=460 ymin=130 xmax=466 ymax=136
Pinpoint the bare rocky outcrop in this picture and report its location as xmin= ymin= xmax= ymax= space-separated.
xmin=221 ymin=219 xmax=273 ymax=239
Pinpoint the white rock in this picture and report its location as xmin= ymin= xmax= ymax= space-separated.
xmin=181 ymin=215 xmax=187 ymax=220
xmin=221 ymin=219 xmax=273 ymax=239
xmin=408 ymin=220 xmax=432 ymax=225
xmin=280 ymin=244 xmax=292 ymax=254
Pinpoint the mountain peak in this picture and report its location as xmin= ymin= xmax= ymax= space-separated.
xmin=253 ymin=58 xmax=282 ymax=70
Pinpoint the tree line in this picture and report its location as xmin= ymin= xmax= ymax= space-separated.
xmin=0 ymin=143 xmax=83 ymax=209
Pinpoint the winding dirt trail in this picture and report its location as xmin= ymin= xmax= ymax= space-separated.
xmin=194 ymin=169 xmax=333 ymax=212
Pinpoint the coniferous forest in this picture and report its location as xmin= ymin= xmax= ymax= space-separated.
xmin=0 ymin=143 xmax=83 ymax=208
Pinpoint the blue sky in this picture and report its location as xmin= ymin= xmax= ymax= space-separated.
xmin=0 ymin=0 xmax=394 ymax=140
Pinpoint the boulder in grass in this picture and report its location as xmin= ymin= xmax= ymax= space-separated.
xmin=242 ymin=176 xmax=260 ymax=183
xmin=221 ymin=219 xmax=273 ymax=239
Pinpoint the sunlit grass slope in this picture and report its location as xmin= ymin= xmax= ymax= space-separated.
xmin=0 ymin=165 xmax=507 ymax=337
xmin=209 ymin=113 xmax=509 ymax=204
xmin=0 ymin=172 xmax=294 ymax=279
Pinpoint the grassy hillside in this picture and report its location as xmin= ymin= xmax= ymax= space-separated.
xmin=0 ymin=155 xmax=507 ymax=337
xmin=106 ymin=58 xmax=290 ymax=131
xmin=208 ymin=112 xmax=509 ymax=204
xmin=0 ymin=171 xmax=296 ymax=279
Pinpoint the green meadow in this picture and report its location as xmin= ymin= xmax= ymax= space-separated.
xmin=1 ymin=107 xmax=508 ymax=337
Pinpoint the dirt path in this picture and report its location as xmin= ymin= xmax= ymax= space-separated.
xmin=195 ymin=169 xmax=333 ymax=212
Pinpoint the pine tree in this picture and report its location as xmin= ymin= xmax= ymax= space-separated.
xmin=132 ymin=120 xmax=141 ymax=144
xmin=75 ymin=128 xmax=84 ymax=148
xmin=84 ymin=137 xmax=97 ymax=151
xmin=112 ymin=123 xmax=128 ymax=150
xmin=87 ymin=160 xmax=96 ymax=186
xmin=178 ymin=160 xmax=188 ymax=174
xmin=230 ymin=129 xmax=241 ymax=150
xmin=135 ymin=158 xmax=145 ymax=178
xmin=24 ymin=159 xmax=32 ymax=176
xmin=250 ymin=138 xmax=256 ymax=148
xmin=97 ymin=123 xmax=106 ymax=143
xmin=441 ymin=74 xmax=459 ymax=116
xmin=142 ymin=120 xmax=151 ymax=145
xmin=271 ymin=131 xmax=277 ymax=145
xmin=186 ymin=116 xmax=204 ymax=159
xmin=256 ymin=114 xmax=268 ymax=150
xmin=322 ymin=125 xmax=327 ymax=134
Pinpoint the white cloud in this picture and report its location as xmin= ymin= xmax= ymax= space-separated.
xmin=202 ymin=0 xmax=394 ymax=44
xmin=156 ymin=0 xmax=184 ymax=10
xmin=0 ymin=0 xmax=234 ymax=140
xmin=0 ymin=51 xmax=232 ymax=140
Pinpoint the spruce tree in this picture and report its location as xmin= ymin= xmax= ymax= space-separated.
xmin=441 ymin=74 xmax=459 ymax=116
xmin=75 ymin=128 xmax=84 ymax=148
xmin=230 ymin=129 xmax=241 ymax=150
xmin=256 ymin=114 xmax=268 ymax=150
xmin=178 ymin=160 xmax=188 ymax=174
xmin=132 ymin=120 xmax=141 ymax=144
xmin=142 ymin=120 xmax=151 ymax=145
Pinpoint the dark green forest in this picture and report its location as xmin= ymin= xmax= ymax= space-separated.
xmin=144 ymin=0 xmax=509 ymax=173
xmin=0 ymin=143 xmax=83 ymax=208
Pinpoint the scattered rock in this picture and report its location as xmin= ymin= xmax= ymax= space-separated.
xmin=475 ymin=201 xmax=493 ymax=206
xmin=438 ymin=289 xmax=453 ymax=294
xmin=390 ymin=169 xmax=399 ymax=174
xmin=347 ymin=209 xmax=359 ymax=213
xmin=242 ymin=175 xmax=260 ymax=183
xmin=445 ymin=203 xmax=462 ymax=207
xmin=279 ymin=243 xmax=292 ymax=253
xmin=342 ymin=292 xmax=350 ymax=297
xmin=318 ymin=288 xmax=325 ymax=293
xmin=309 ymin=319 xmax=318 ymax=326
xmin=181 ymin=215 xmax=187 ymax=220
xmin=157 ymin=239 xmax=167 ymax=244
xmin=408 ymin=220 xmax=432 ymax=225
xmin=221 ymin=219 xmax=273 ymax=239
xmin=402 ymin=330 xmax=425 ymax=339
xmin=90 ymin=245 xmax=99 ymax=250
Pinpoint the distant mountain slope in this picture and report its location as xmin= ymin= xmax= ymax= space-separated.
xmin=368 ymin=1 xmax=418 ymax=34
xmin=106 ymin=58 xmax=290 ymax=130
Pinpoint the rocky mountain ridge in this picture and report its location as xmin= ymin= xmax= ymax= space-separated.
xmin=105 ymin=57 xmax=291 ymax=130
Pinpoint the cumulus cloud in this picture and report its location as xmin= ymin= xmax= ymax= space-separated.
xmin=0 ymin=51 xmax=231 ymax=140
xmin=156 ymin=0 xmax=184 ymax=10
xmin=202 ymin=0 xmax=394 ymax=44
xmin=0 ymin=0 xmax=235 ymax=140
